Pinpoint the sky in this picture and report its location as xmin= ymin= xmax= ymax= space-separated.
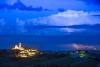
xmin=0 ymin=0 xmax=100 ymax=50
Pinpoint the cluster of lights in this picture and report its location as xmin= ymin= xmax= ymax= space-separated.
xmin=11 ymin=43 xmax=39 ymax=58
xmin=77 ymin=51 xmax=87 ymax=58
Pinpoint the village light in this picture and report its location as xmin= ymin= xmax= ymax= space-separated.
xmin=11 ymin=43 xmax=39 ymax=58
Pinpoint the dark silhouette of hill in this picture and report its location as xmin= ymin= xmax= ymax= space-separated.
xmin=0 ymin=49 xmax=100 ymax=67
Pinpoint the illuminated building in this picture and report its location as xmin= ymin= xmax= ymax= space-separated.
xmin=11 ymin=43 xmax=39 ymax=58
xmin=12 ymin=43 xmax=24 ymax=50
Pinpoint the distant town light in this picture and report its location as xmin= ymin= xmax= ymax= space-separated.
xmin=11 ymin=43 xmax=39 ymax=58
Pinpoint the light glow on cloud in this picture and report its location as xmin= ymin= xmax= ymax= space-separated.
xmin=60 ymin=28 xmax=85 ymax=33
xmin=54 ymin=10 xmax=88 ymax=17
xmin=28 ymin=10 xmax=100 ymax=26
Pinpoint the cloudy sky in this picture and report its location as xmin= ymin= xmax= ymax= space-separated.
xmin=0 ymin=0 xmax=100 ymax=50
xmin=0 ymin=0 xmax=100 ymax=34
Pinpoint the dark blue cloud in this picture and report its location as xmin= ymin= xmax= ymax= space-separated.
xmin=0 ymin=0 xmax=49 ymax=11
xmin=0 ymin=0 xmax=100 ymax=11
xmin=85 ymin=0 xmax=100 ymax=5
